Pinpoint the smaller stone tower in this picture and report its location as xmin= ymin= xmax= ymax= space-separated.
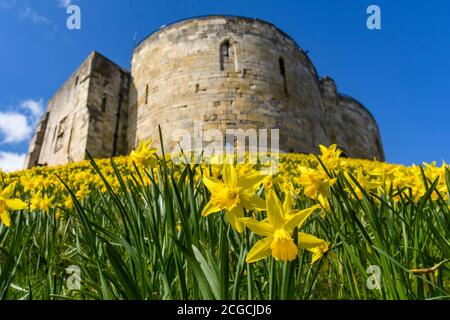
xmin=24 ymin=52 xmax=130 ymax=168
xmin=320 ymin=76 xmax=384 ymax=160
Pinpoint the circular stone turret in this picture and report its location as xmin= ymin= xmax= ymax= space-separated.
xmin=127 ymin=15 xmax=329 ymax=153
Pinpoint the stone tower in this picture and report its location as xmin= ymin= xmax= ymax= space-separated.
xmin=25 ymin=15 xmax=385 ymax=169
xmin=25 ymin=52 xmax=130 ymax=167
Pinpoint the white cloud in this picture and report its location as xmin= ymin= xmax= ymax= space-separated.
xmin=19 ymin=6 xmax=51 ymax=24
xmin=58 ymin=0 xmax=71 ymax=8
xmin=20 ymin=98 xmax=44 ymax=123
xmin=0 ymin=112 xmax=32 ymax=144
xmin=0 ymin=0 xmax=16 ymax=9
xmin=0 ymin=151 xmax=25 ymax=172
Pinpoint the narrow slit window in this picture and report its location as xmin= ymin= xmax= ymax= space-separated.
xmin=279 ymin=57 xmax=288 ymax=96
xmin=145 ymin=84 xmax=149 ymax=105
xmin=54 ymin=117 xmax=67 ymax=153
xmin=220 ymin=40 xmax=230 ymax=71
xmin=101 ymin=97 xmax=107 ymax=112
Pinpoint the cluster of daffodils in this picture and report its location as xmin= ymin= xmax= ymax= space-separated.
xmin=0 ymin=183 xmax=27 ymax=227
xmin=1 ymin=139 xmax=448 ymax=240
xmin=201 ymin=162 xmax=332 ymax=265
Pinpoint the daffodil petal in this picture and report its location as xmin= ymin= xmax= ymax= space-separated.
xmin=225 ymin=206 xmax=244 ymax=233
xmin=0 ymin=183 xmax=15 ymax=199
xmin=246 ymin=236 xmax=273 ymax=263
xmin=239 ymin=172 xmax=266 ymax=191
xmin=266 ymin=190 xmax=284 ymax=228
xmin=240 ymin=193 xmax=266 ymax=211
xmin=202 ymin=200 xmax=221 ymax=217
xmin=240 ymin=218 xmax=274 ymax=236
xmin=0 ymin=211 xmax=11 ymax=227
xmin=5 ymin=199 xmax=27 ymax=211
xmin=203 ymin=175 xmax=225 ymax=194
xmin=285 ymin=205 xmax=320 ymax=230
xmin=310 ymin=249 xmax=324 ymax=265
xmin=283 ymin=189 xmax=294 ymax=214
xmin=222 ymin=164 xmax=237 ymax=187
xmin=297 ymin=232 xmax=326 ymax=249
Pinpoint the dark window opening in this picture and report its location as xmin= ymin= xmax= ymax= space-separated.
xmin=145 ymin=84 xmax=149 ymax=105
xmin=54 ymin=116 xmax=67 ymax=153
xmin=220 ymin=40 xmax=231 ymax=71
xmin=74 ymin=76 xmax=79 ymax=86
xmin=279 ymin=57 xmax=288 ymax=96
xmin=101 ymin=97 xmax=107 ymax=112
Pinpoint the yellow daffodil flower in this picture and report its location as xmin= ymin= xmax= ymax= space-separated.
xmin=297 ymin=166 xmax=337 ymax=200
xmin=202 ymin=164 xmax=267 ymax=233
xmin=30 ymin=192 xmax=54 ymax=213
xmin=129 ymin=139 xmax=158 ymax=168
xmin=240 ymin=190 xmax=321 ymax=263
xmin=297 ymin=233 xmax=335 ymax=265
xmin=319 ymin=144 xmax=342 ymax=171
xmin=0 ymin=183 xmax=27 ymax=227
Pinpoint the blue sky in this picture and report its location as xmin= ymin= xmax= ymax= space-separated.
xmin=0 ymin=0 xmax=449 ymax=171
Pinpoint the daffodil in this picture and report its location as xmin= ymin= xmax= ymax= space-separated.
xmin=240 ymin=190 xmax=321 ymax=263
xmin=63 ymin=195 xmax=74 ymax=209
xmin=129 ymin=139 xmax=158 ymax=168
xmin=297 ymin=166 xmax=336 ymax=200
xmin=75 ymin=185 xmax=89 ymax=200
xmin=263 ymin=176 xmax=275 ymax=190
xmin=297 ymin=233 xmax=335 ymax=265
xmin=317 ymin=194 xmax=331 ymax=214
xmin=30 ymin=192 xmax=54 ymax=213
xmin=319 ymin=144 xmax=342 ymax=171
xmin=202 ymin=164 xmax=266 ymax=232
xmin=0 ymin=183 xmax=27 ymax=227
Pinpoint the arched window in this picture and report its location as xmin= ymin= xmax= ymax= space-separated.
xmin=220 ymin=40 xmax=231 ymax=71
xmin=279 ymin=57 xmax=288 ymax=96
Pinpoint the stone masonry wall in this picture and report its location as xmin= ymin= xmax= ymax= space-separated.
xmin=85 ymin=53 xmax=130 ymax=159
xmin=129 ymin=16 xmax=330 ymax=154
xmin=320 ymin=77 xmax=350 ymax=153
xmin=23 ymin=112 xmax=49 ymax=168
xmin=320 ymin=76 xmax=384 ymax=160
xmin=25 ymin=52 xmax=130 ymax=168
xmin=34 ymin=54 xmax=93 ymax=167
xmin=337 ymin=95 xmax=384 ymax=160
